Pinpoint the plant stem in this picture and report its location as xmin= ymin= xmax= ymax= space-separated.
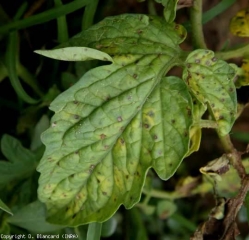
xmin=143 ymin=189 xmax=179 ymax=200
xmin=86 ymin=222 xmax=102 ymax=240
xmin=17 ymin=62 xmax=44 ymax=97
xmin=189 ymin=0 xmax=207 ymax=49
xmin=81 ymin=0 xmax=98 ymax=30
xmin=215 ymin=43 xmax=249 ymax=60
xmin=148 ymin=0 xmax=157 ymax=15
xmin=0 ymin=0 xmax=91 ymax=34
xmin=218 ymin=134 xmax=246 ymax=179
xmin=54 ymin=0 xmax=69 ymax=43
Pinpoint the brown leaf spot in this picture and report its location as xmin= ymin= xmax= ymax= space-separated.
xmin=117 ymin=116 xmax=123 ymax=122
xmin=100 ymin=134 xmax=106 ymax=139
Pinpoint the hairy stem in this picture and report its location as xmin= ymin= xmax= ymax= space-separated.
xmin=215 ymin=43 xmax=249 ymax=60
xmin=189 ymin=0 xmax=207 ymax=49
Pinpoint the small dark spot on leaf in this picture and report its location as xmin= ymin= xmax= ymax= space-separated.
xmin=184 ymin=130 xmax=188 ymax=137
xmin=120 ymin=138 xmax=125 ymax=145
xmin=102 ymin=191 xmax=107 ymax=196
xmin=174 ymin=24 xmax=179 ymax=30
xmin=229 ymin=87 xmax=234 ymax=92
xmin=137 ymin=29 xmax=143 ymax=34
xmin=105 ymin=96 xmax=110 ymax=101
xmin=186 ymin=107 xmax=191 ymax=116
xmin=84 ymin=48 xmax=88 ymax=51
xmin=104 ymin=145 xmax=109 ymax=150
xmin=89 ymin=165 xmax=95 ymax=172
xmin=154 ymin=135 xmax=158 ymax=140
xmin=144 ymin=123 xmax=150 ymax=129
xmin=73 ymin=100 xmax=78 ymax=104
xmin=219 ymin=115 xmax=224 ymax=120
xmin=133 ymin=73 xmax=138 ymax=79
xmin=100 ymin=134 xmax=106 ymax=139
xmin=212 ymin=57 xmax=217 ymax=62
xmin=171 ymin=119 xmax=176 ymax=124
xmin=217 ymin=165 xmax=229 ymax=175
xmin=72 ymin=213 xmax=77 ymax=219
xmin=169 ymin=163 xmax=173 ymax=167
xmin=117 ymin=116 xmax=123 ymax=122
xmin=97 ymin=178 xmax=100 ymax=183
xmin=220 ymin=98 xmax=225 ymax=102
xmin=74 ymin=115 xmax=80 ymax=119
xmin=147 ymin=111 xmax=154 ymax=117
xmin=205 ymin=60 xmax=211 ymax=66
xmin=186 ymin=63 xmax=191 ymax=68
xmin=126 ymin=175 xmax=129 ymax=179
xmin=75 ymin=151 xmax=79 ymax=154
xmin=195 ymin=59 xmax=200 ymax=63
xmin=211 ymin=103 xmax=215 ymax=108
xmin=130 ymin=196 xmax=133 ymax=201
xmin=114 ymin=198 xmax=117 ymax=202
xmin=136 ymin=171 xmax=140 ymax=176
xmin=103 ymin=57 xmax=108 ymax=61
xmin=52 ymin=122 xmax=57 ymax=127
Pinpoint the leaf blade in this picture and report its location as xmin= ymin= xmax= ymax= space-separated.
xmin=183 ymin=49 xmax=237 ymax=136
xmin=37 ymin=14 xmax=192 ymax=226
xmin=34 ymin=47 xmax=113 ymax=62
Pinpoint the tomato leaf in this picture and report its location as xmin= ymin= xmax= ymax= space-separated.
xmin=183 ymin=49 xmax=237 ymax=136
xmin=0 ymin=134 xmax=37 ymax=189
xmin=235 ymin=58 xmax=249 ymax=88
xmin=35 ymin=47 xmax=113 ymax=62
xmin=230 ymin=8 xmax=249 ymax=37
xmin=0 ymin=199 xmax=13 ymax=216
xmin=37 ymin=14 xmax=193 ymax=226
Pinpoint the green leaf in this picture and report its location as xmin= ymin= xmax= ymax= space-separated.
xmin=8 ymin=201 xmax=64 ymax=233
xmin=144 ymin=0 xmax=178 ymax=23
xmin=235 ymin=58 xmax=249 ymax=88
xmin=0 ymin=135 xmax=37 ymax=189
xmin=0 ymin=199 xmax=13 ymax=215
xmin=230 ymin=8 xmax=249 ymax=37
xmin=58 ymin=14 xmax=187 ymax=56
xmin=186 ymin=99 xmax=206 ymax=156
xmin=35 ymin=47 xmax=113 ymax=62
xmin=183 ymin=49 xmax=237 ymax=136
xmin=37 ymin=14 xmax=192 ymax=226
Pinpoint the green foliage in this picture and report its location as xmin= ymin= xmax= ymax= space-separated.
xmin=8 ymin=201 xmax=64 ymax=233
xmin=0 ymin=0 xmax=249 ymax=239
xmin=0 ymin=135 xmax=37 ymax=189
xmin=37 ymin=14 xmax=194 ymax=225
xmin=183 ymin=49 xmax=237 ymax=136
